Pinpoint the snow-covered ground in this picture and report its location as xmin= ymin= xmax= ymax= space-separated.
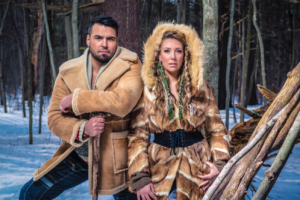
xmin=0 ymin=95 xmax=299 ymax=200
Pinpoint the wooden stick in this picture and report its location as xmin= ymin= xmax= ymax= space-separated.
xmin=253 ymin=111 xmax=300 ymax=199
xmin=92 ymin=112 xmax=107 ymax=200
xmin=234 ymin=104 xmax=261 ymax=119
xmin=202 ymin=105 xmax=286 ymax=200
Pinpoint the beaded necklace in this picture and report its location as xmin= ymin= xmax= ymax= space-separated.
xmin=158 ymin=62 xmax=184 ymax=119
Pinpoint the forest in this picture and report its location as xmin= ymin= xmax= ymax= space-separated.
xmin=0 ymin=0 xmax=300 ymax=199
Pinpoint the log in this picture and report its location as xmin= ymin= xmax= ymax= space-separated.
xmin=234 ymin=104 xmax=261 ymax=119
xmin=271 ymin=101 xmax=300 ymax=152
xmin=232 ymin=89 xmax=300 ymax=200
xmin=257 ymin=84 xmax=277 ymax=101
xmin=253 ymin=111 xmax=300 ymax=199
xmin=202 ymin=105 xmax=286 ymax=200
xmin=221 ymin=62 xmax=300 ymax=199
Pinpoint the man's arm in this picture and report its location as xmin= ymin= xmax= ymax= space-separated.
xmin=47 ymin=74 xmax=87 ymax=147
xmin=71 ymin=60 xmax=143 ymax=117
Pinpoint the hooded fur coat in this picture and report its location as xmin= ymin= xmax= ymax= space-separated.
xmin=127 ymin=23 xmax=231 ymax=200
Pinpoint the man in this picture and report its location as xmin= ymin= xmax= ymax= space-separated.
xmin=19 ymin=16 xmax=143 ymax=200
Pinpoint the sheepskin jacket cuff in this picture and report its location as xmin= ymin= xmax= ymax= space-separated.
xmin=213 ymin=160 xmax=227 ymax=172
xmin=130 ymin=172 xmax=152 ymax=191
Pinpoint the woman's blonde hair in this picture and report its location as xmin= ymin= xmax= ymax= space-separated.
xmin=153 ymin=30 xmax=192 ymax=117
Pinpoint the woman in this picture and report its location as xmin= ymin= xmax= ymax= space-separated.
xmin=127 ymin=23 xmax=231 ymax=200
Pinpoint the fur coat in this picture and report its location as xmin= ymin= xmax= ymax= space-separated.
xmin=127 ymin=23 xmax=231 ymax=200
xmin=33 ymin=47 xmax=143 ymax=195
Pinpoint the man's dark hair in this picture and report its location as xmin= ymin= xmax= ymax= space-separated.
xmin=88 ymin=16 xmax=119 ymax=36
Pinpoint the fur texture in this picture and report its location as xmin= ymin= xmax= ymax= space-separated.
xmin=34 ymin=47 xmax=143 ymax=195
xmin=128 ymin=23 xmax=230 ymax=200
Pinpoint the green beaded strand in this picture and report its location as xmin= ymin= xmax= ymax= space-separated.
xmin=158 ymin=62 xmax=184 ymax=119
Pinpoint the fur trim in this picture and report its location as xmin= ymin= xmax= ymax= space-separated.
xmin=72 ymin=88 xmax=81 ymax=116
xmin=142 ymin=22 xmax=205 ymax=90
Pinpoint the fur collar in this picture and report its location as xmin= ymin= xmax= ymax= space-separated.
xmin=59 ymin=47 xmax=138 ymax=92
xmin=142 ymin=22 xmax=205 ymax=90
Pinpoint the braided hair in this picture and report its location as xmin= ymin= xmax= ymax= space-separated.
xmin=153 ymin=31 xmax=192 ymax=117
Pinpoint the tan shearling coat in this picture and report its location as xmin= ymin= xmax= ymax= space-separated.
xmin=127 ymin=23 xmax=231 ymax=200
xmin=33 ymin=47 xmax=143 ymax=195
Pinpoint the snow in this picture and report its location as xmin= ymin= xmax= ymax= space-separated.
xmin=0 ymin=95 xmax=299 ymax=200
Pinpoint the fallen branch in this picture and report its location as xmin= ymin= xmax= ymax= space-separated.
xmin=253 ymin=111 xmax=300 ymax=199
xmin=202 ymin=105 xmax=287 ymax=200
xmin=235 ymin=104 xmax=261 ymax=119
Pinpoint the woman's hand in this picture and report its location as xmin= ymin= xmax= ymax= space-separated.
xmin=60 ymin=94 xmax=73 ymax=113
xmin=198 ymin=161 xmax=220 ymax=191
xmin=137 ymin=183 xmax=157 ymax=200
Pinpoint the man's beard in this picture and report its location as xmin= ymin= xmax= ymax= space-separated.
xmin=90 ymin=48 xmax=113 ymax=63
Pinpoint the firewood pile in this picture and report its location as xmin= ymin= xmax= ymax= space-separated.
xmin=203 ymin=62 xmax=300 ymax=200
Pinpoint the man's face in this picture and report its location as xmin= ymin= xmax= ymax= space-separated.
xmin=86 ymin=24 xmax=118 ymax=63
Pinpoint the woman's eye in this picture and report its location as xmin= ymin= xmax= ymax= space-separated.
xmin=164 ymin=50 xmax=170 ymax=53
xmin=177 ymin=50 xmax=182 ymax=53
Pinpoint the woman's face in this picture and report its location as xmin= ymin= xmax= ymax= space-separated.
xmin=159 ymin=38 xmax=184 ymax=76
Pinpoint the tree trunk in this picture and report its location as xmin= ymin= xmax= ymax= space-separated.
xmin=240 ymin=1 xmax=245 ymax=123
xmin=102 ymin=0 xmax=141 ymax=58
xmin=243 ymin=1 xmax=253 ymax=106
xmin=0 ymin=40 xmax=7 ymax=113
xmin=177 ymin=0 xmax=181 ymax=23
xmin=202 ymin=0 xmax=219 ymax=103
xmin=31 ymin=9 xmax=45 ymax=88
xmin=182 ymin=0 xmax=186 ymax=24
xmin=225 ymin=0 xmax=235 ymax=129
xmin=41 ymin=0 xmax=57 ymax=85
xmin=290 ymin=3 xmax=296 ymax=71
xmin=72 ymin=0 xmax=80 ymax=58
xmin=64 ymin=0 xmax=73 ymax=59
xmin=0 ymin=0 xmax=11 ymax=35
xmin=255 ymin=0 xmax=267 ymax=105
xmin=26 ymin=13 xmax=33 ymax=144
xmin=39 ymin=35 xmax=46 ymax=134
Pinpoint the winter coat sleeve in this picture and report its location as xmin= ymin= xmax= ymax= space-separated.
xmin=47 ymin=74 xmax=88 ymax=147
xmin=204 ymin=83 xmax=231 ymax=170
xmin=71 ymin=60 xmax=143 ymax=117
xmin=127 ymin=94 xmax=152 ymax=191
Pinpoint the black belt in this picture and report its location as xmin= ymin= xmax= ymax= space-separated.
xmin=153 ymin=129 xmax=204 ymax=155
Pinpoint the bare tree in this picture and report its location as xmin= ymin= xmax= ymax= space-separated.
xmin=202 ymin=0 xmax=219 ymax=103
xmin=72 ymin=0 xmax=80 ymax=58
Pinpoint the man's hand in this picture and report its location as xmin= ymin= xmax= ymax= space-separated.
xmin=84 ymin=117 xmax=105 ymax=137
xmin=198 ymin=161 xmax=220 ymax=191
xmin=60 ymin=93 xmax=73 ymax=113
xmin=137 ymin=183 xmax=157 ymax=200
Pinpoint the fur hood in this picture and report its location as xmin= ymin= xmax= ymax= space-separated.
xmin=142 ymin=22 xmax=205 ymax=90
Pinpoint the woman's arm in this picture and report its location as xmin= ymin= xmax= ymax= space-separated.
xmin=127 ymin=94 xmax=151 ymax=189
xmin=204 ymin=83 xmax=231 ymax=169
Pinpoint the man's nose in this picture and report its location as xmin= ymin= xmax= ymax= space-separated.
xmin=101 ymin=39 xmax=108 ymax=48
